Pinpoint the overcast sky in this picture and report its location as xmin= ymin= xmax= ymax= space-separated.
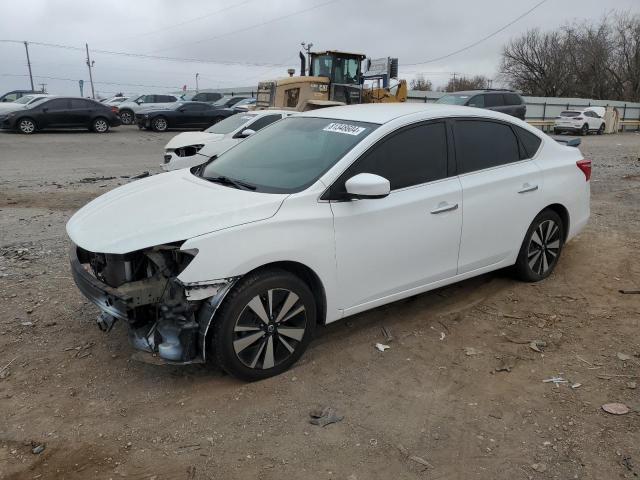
xmin=1 ymin=0 xmax=638 ymax=97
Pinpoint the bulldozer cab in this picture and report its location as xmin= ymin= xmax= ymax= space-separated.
xmin=309 ymin=51 xmax=365 ymax=86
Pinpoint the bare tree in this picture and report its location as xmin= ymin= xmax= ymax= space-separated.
xmin=440 ymin=75 xmax=491 ymax=92
xmin=409 ymin=74 xmax=433 ymax=91
xmin=500 ymin=12 xmax=640 ymax=101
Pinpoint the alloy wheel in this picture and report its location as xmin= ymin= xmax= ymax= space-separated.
xmin=232 ymin=288 xmax=307 ymax=370
xmin=94 ymin=119 xmax=108 ymax=133
xmin=154 ymin=118 xmax=167 ymax=131
xmin=120 ymin=111 xmax=133 ymax=124
xmin=527 ymin=219 xmax=561 ymax=276
xmin=19 ymin=119 xmax=35 ymax=134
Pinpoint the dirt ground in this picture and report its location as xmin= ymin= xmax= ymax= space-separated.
xmin=0 ymin=126 xmax=639 ymax=480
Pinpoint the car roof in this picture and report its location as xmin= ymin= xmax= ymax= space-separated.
xmin=243 ymin=109 xmax=293 ymax=116
xmin=297 ymin=103 xmax=522 ymax=124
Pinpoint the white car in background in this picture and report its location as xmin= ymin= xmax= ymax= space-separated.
xmin=67 ymin=103 xmax=590 ymax=381
xmin=162 ymin=110 xmax=293 ymax=171
xmin=554 ymin=107 xmax=605 ymax=135
xmin=117 ymin=94 xmax=179 ymax=125
xmin=0 ymin=94 xmax=53 ymax=113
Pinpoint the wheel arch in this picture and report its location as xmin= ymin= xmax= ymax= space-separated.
xmin=541 ymin=203 xmax=570 ymax=242
xmin=16 ymin=116 xmax=38 ymax=130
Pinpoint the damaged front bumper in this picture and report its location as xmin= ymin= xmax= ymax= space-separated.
xmin=70 ymin=245 xmax=238 ymax=365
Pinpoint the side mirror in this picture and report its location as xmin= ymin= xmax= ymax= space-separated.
xmin=42 ymin=107 xmax=49 ymax=113
xmin=344 ymin=173 xmax=390 ymax=199
xmin=237 ymin=128 xmax=255 ymax=138
xmin=135 ymin=100 xmax=142 ymax=105
xmin=179 ymin=108 xmax=185 ymax=112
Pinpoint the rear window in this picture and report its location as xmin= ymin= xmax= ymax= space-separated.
xmin=561 ymin=111 xmax=581 ymax=117
xmin=503 ymin=93 xmax=522 ymax=105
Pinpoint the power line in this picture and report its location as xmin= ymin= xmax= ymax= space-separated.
xmin=402 ymin=0 xmax=549 ymax=66
xmin=119 ymin=0 xmax=257 ymax=41
xmin=1 ymin=73 xmax=179 ymax=90
xmin=147 ymin=0 xmax=340 ymax=53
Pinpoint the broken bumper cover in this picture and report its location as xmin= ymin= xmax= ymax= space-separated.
xmin=70 ymin=246 xmax=130 ymax=321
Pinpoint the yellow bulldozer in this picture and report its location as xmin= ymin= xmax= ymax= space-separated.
xmin=256 ymin=50 xmax=407 ymax=111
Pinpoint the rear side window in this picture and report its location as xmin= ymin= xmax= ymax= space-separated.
xmin=468 ymin=95 xmax=485 ymax=107
xmin=182 ymin=103 xmax=207 ymax=111
xmin=338 ymin=122 xmax=448 ymax=191
xmin=70 ymin=99 xmax=92 ymax=109
xmin=454 ymin=120 xmax=520 ymax=173
xmin=44 ymin=99 xmax=70 ymax=109
xmin=246 ymin=114 xmax=282 ymax=131
xmin=503 ymin=93 xmax=522 ymax=105
xmin=514 ymin=126 xmax=542 ymax=158
xmin=484 ymin=94 xmax=504 ymax=107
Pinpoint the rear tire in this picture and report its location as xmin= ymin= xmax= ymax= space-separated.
xmin=580 ymin=123 xmax=589 ymax=136
xmin=597 ymin=123 xmax=605 ymax=135
xmin=152 ymin=116 xmax=168 ymax=132
xmin=514 ymin=209 xmax=564 ymax=282
xmin=92 ymin=117 xmax=110 ymax=133
xmin=211 ymin=269 xmax=316 ymax=381
xmin=17 ymin=117 xmax=36 ymax=134
xmin=119 ymin=109 xmax=134 ymax=125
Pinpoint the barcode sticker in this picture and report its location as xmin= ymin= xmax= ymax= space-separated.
xmin=323 ymin=123 xmax=365 ymax=135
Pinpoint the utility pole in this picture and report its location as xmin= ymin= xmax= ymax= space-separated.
xmin=300 ymin=41 xmax=313 ymax=75
xmin=23 ymin=41 xmax=34 ymax=91
xmin=85 ymin=43 xmax=95 ymax=99
xmin=195 ymin=73 xmax=199 ymax=92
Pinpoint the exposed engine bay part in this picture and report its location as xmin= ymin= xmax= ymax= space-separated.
xmin=71 ymin=243 xmax=238 ymax=363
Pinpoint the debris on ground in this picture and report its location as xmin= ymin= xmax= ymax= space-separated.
xmin=543 ymin=376 xmax=569 ymax=387
xmin=601 ymin=403 xmax=630 ymax=415
xmin=618 ymin=289 xmax=640 ymax=294
xmin=571 ymin=383 xmax=582 ymax=389
xmin=531 ymin=462 xmax=548 ymax=473
xmin=381 ymin=326 xmax=393 ymax=343
xmin=375 ymin=343 xmax=390 ymax=352
xmin=627 ymin=381 xmax=637 ymax=389
xmin=309 ymin=407 xmax=344 ymax=427
xmin=529 ymin=340 xmax=547 ymax=352
xmin=494 ymin=357 xmax=514 ymax=372
xmin=131 ymin=171 xmax=150 ymax=179
xmin=464 ymin=347 xmax=481 ymax=356
xmin=617 ymin=352 xmax=632 ymax=361
xmin=31 ymin=442 xmax=45 ymax=454
xmin=0 ymin=356 xmax=17 ymax=380
xmin=409 ymin=455 xmax=434 ymax=469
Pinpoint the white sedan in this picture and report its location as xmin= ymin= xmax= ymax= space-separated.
xmin=162 ymin=110 xmax=293 ymax=171
xmin=67 ymin=104 xmax=590 ymax=381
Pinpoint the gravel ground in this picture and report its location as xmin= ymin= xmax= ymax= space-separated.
xmin=0 ymin=126 xmax=639 ymax=480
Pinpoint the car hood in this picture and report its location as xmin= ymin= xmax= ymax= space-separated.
xmin=66 ymin=169 xmax=287 ymax=254
xmin=0 ymin=103 xmax=27 ymax=112
xmin=165 ymin=132 xmax=225 ymax=150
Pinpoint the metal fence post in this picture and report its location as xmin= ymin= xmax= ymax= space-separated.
xmin=542 ymin=102 xmax=546 ymax=122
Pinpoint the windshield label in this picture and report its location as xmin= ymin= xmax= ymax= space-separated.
xmin=323 ymin=122 xmax=365 ymax=136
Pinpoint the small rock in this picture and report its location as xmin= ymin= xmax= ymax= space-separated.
xmin=31 ymin=443 xmax=45 ymax=454
xmin=617 ymin=352 xmax=631 ymax=361
xmin=375 ymin=343 xmax=390 ymax=352
xmin=602 ymin=403 xmax=630 ymax=415
xmin=626 ymin=381 xmax=637 ymax=389
xmin=464 ymin=347 xmax=481 ymax=356
xmin=531 ymin=462 xmax=547 ymax=473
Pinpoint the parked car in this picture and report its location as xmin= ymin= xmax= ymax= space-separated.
xmin=134 ymin=101 xmax=234 ymax=132
xmin=231 ymin=98 xmax=257 ymax=112
xmin=117 ymin=94 xmax=179 ymax=125
xmin=102 ymin=95 xmax=131 ymax=106
xmin=163 ymin=110 xmax=293 ymax=171
xmin=0 ymin=94 xmax=53 ymax=113
xmin=0 ymin=97 xmax=121 ymax=134
xmin=66 ymin=103 xmax=590 ymax=380
xmin=182 ymin=92 xmax=224 ymax=103
xmin=213 ymin=96 xmax=248 ymax=108
xmin=554 ymin=108 xmax=605 ymax=135
xmin=436 ymin=89 xmax=526 ymax=120
xmin=0 ymin=89 xmax=41 ymax=103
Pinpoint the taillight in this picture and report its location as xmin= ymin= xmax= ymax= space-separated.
xmin=576 ymin=159 xmax=591 ymax=181
xmin=111 ymin=106 xmax=118 ymax=113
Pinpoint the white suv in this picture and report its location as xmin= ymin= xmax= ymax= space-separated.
xmin=554 ymin=108 xmax=605 ymax=135
xmin=117 ymin=94 xmax=179 ymax=125
xmin=162 ymin=110 xmax=293 ymax=171
xmin=67 ymin=104 xmax=590 ymax=381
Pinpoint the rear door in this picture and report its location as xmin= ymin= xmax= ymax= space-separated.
xmin=454 ymin=119 xmax=543 ymax=273
xmin=503 ymin=93 xmax=525 ymax=119
xmin=69 ymin=99 xmax=94 ymax=126
xmin=484 ymin=94 xmax=507 ymax=115
xmin=328 ymin=121 xmax=462 ymax=312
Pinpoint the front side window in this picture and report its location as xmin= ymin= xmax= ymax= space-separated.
xmin=44 ymin=98 xmax=70 ymax=110
xmin=180 ymin=103 xmax=207 ymax=111
xmin=330 ymin=122 xmax=448 ymax=196
xmin=205 ymin=113 xmax=257 ymax=134
xmin=454 ymin=120 xmax=521 ymax=174
xmin=468 ymin=95 xmax=485 ymax=107
xmin=201 ymin=117 xmax=378 ymax=193
xmin=484 ymin=94 xmax=503 ymax=107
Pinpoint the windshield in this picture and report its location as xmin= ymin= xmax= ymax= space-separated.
xmin=205 ymin=113 xmax=256 ymax=134
xmin=436 ymin=94 xmax=470 ymax=105
xmin=27 ymin=97 xmax=49 ymax=106
xmin=200 ymin=116 xmax=378 ymax=193
xmin=15 ymin=95 xmax=35 ymax=104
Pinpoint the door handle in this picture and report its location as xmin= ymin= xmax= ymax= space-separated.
xmin=430 ymin=202 xmax=459 ymax=214
xmin=518 ymin=183 xmax=539 ymax=194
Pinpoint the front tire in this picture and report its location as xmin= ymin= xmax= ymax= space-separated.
xmin=514 ymin=209 xmax=564 ymax=282
xmin=92 ymin=117 xmax=110 ymax=133
xmin=212 ymin=269 xmax=316 ymax=381
xmin=17 ymin=117 xmax=36 ymax=134
xmin=152 ymin=116 xmax=168 ymax=132
xmin=597 ymin=123 xmax=605 ymax=135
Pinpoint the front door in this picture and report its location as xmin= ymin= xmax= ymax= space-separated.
xmin=327 ymin=121 xmax=462 ymax=313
